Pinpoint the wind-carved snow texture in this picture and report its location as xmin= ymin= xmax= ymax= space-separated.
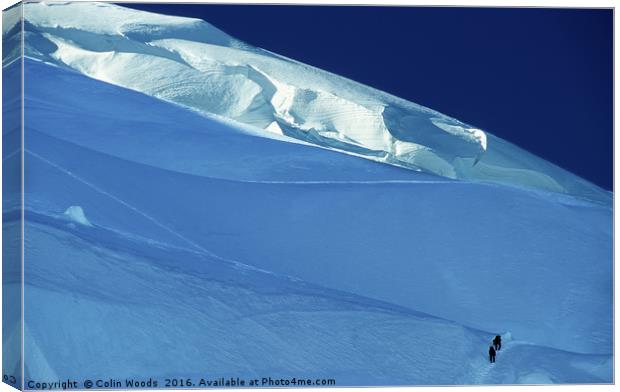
xmin=20 ymin=1 xmax=611 ymax=203
xmin=2 ymin=1 xmax=613 ymax=386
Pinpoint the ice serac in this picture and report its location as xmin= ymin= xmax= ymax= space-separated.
xmin=20 ymin=1 xmax=610 ymax=203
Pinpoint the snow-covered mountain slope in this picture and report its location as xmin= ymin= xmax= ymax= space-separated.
xmin=2 ymin=5 xmax=23 ymax=387
xmin=17 ymin=217 xmax=610 ymax=385
xmin=18 ymin=1 xmax=611 ymax=203
xmin=11 ymin=56 xmax=612 ymax=385
xmin=2 ymin=2 xmax=612 ymax=385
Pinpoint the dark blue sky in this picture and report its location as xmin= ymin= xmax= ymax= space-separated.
xmin=121 ymin=4 xmax=613 ymax=190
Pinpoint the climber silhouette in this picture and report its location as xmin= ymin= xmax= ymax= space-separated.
xmin=488 ymin=345 xmax=496 ymax=363
xmin=493 ymin=335 xmax=502 ymax=351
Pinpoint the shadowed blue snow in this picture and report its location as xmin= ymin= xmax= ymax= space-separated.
xmin=19 ymin=218 xmax=611 ymax=385
xmin=13 ymin=57 xmax=612 ymax=385
xmin=2 ymin=4 xmax=23 ymax=389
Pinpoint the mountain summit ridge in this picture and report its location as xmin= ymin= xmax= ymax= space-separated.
xmin=13 ymin=1 xmax=611 ymax=203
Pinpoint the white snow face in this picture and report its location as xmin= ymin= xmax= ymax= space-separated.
xmin=19 ymin=2 xmax=610 ymax=203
